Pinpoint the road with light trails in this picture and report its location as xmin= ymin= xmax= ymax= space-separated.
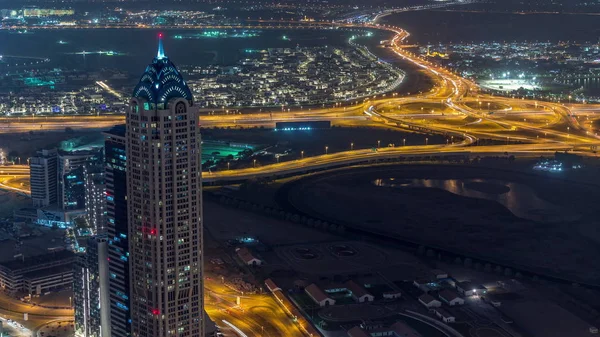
xmin=2 ymin=22 xmax=600 ymax=187
xmin=203 ymin=143 xmax=572 ymax=183
xmin=1 ymin=20 xmax=595 ymax=153
xmin=204 ymin=277 xmax=304 ymax=337
xmin=0 ymin=293 xmax=73 ymax=333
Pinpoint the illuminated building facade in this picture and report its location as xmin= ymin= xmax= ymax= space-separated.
xmin=74 ymin=236 xmax=110 ymax=337
xmin=84 ymin=166 xmax=106 ymax=234
xmin=104 ymin=125 xmax=130 ymax=337
xmin=30 ymin=149 xmax=58 ymax=208
xmin=127 ymin=35 xmax=204 ymax=337
xmin=58 ymin=150 xmax=103 ymax=211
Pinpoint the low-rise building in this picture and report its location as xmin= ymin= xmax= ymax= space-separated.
xmin=0 ymin=250 xmax=74 ymax=295
xmin=347 ymin=321 xmax=421 ymax=337
xmin=435 ymin=308 xmax=456 ymax=323
xmin=431 ymin=269 xmax=448 ymax=279
xmin=413 ymin=279 xmax=433 ymax=292
xmin=345 ymin=280 xmax=374 ymax=303
xmin=305 ymin=283 xmax=335 ymax=307
xmin=456 ymin=281 xmax=487 ymax=297
xmin=236 ymin=247 xmax=262 ymax=266
xmin=264 ymin=278 xmax=280 ymax=292
xmin=383 ymin=290 xmax=402 ymax=300
xmin=418 ymin=294 xmax=441 ymax=308
xmin=439 ymin=289 xmax=464 ymax=306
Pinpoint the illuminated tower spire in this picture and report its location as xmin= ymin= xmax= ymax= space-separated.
xmin=157 ymin=33 xmax=165 ymax=60
xmin=128 ymin=32 xmax=203 ymax=337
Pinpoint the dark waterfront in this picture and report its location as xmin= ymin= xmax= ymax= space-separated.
xmin=0 ymin=28 xmax=384 ymax=73
xmin=380 ymin=9 xmax=600 ymax=43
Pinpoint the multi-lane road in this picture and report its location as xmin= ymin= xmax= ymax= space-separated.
xmin=204 ymin=277 xmax=305 ymax=337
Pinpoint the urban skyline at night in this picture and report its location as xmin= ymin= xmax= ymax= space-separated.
xmin=0 ymin=1 xmax=597 ymax=337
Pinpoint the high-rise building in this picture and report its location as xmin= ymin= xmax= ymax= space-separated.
xmin=74 ymin=236 xmax=110 ymax=337
xmin=127 ymin=34 xmax=204 ymax=337
xmin=103 ymin=125 xmax=130 ymax=337
xmin=58 ymin=150 xmax=103 ymax=211
xmin=30 ymin=149 xmax=58 ymax=208
xmin=84 ymin=166 xmax=106 ymax=234
xmin=29 ymin=148 xmax=104 ymax=212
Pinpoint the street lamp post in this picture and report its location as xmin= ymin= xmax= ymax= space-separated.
xmin=403 ymin=139 xmax=406 ymax=146
xmin=425 ymin=138 xmax=428 ymax=145
xmin=350 ymin=142 xmax=354 ymax=150
xmin=325 ymin=146 xmax=328 ymax=155
xmin=377 ymin=140 xmax=381 ymax=148
xmin=301 ymin=150 xmax=304 ymax=159
xmin=253 ymin=159 xmax=257 ymax=168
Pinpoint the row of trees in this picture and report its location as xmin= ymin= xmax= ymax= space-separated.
xmin=215 ymin=194 xmax=347 ymax=234
xmin=417 ymin=244 xmax=526 ymax=279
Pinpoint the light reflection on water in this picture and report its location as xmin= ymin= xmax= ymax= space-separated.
xmin=374 ymin=178 xmax=580 ymax=223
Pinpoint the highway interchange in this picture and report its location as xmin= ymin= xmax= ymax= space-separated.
xmin=1 ymin=16 xmax=600 ymax=337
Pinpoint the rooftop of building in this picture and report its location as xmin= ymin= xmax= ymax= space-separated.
xmin=439 ymin=289 xmax=461 ymax=302
xmin=0 ymin=249 xmax=74 ymax=271
xmin=104 ymin=124 xmax=126 ymax=137
xmin=418 ymin=293 xmax=438 ymax=304
xmin=236 ymin=247 xmax=260 ymax=264
xmin=22 ymin=263 xmax=73 ymax=280
xmin=132 ymin=33 xmax=193 ymax=105
xmin=0 ymin=226 xmax=67 ymax=265
xmin=345 ymin=280 xmax=372 ymax=298
xmin=347 ymin=321 xmax=421 ymax=337
xmin=305 ymin=283 xmax=331 ymax=303
xmin=435 ymin=308 xmax=455 ymax=318
xmin=264 ymin=278 xmax=280 ymax=292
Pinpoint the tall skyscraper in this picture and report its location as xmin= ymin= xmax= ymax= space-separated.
xmin=104 ymin=125 xmax=130 ymax=337
xmin=127 ymin=34 xmax=204 ymax=337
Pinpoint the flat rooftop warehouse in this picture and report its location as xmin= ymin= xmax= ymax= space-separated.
xmin=0 ymin=227 xmax=66 ymax=264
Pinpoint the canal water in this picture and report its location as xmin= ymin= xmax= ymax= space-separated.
xmin=374 ymin=178 xmax=580 ymax=223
